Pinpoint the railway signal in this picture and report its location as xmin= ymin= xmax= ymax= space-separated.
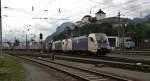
xmin=40 ymin=33 xmax=43 ymax=39
xmin=39 ymin=33 xmax=43 ymax=53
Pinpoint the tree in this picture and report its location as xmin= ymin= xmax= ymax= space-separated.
xmin=65 ymin=27 xmax=71 ymax=38
xmin=79 ymin=22 xmax=114 ymax=36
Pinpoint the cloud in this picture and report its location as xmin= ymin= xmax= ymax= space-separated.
xmin=2 ymin=0 xmax=150 ymax=41
xmin=34 ymin=24 xmax=51 ymax=31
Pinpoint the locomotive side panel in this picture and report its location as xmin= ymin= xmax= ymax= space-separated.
xmin=66 ymin=39 xmax=72 ymax=51
xmin=55 ymin=41 xmax=62 ymax=51
xmin=78 ymin=38 xmax=88 ymax=51
xmin=62 ymin=40 xmax=67 ymax=51
xmin=72 ymin=36 xmax=88 ymax=52
xmin=52 ymin=42 xmax=55 ymax=50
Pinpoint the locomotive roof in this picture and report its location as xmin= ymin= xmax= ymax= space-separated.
xmin=54 ymin=40 xmax=62 ymax=43
xmin=92 ymin=33 xmax=106 ymax=35
xmin=72 ymin=35 xmax=88 ymax=40
xmin=53 ymin=33 xmax=106 ymax=42
xmin=72 ymin=33 xmax=106 ymax=40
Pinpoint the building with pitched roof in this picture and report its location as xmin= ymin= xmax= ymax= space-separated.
xmin=95 ymin=9 xmax=106 ymax=20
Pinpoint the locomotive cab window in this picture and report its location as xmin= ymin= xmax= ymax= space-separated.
xmin=90 ymin=37 xmax=94 ymax=42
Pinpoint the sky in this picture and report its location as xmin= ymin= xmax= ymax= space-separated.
xmin=2 ymin=0 xmax=150 ymax=42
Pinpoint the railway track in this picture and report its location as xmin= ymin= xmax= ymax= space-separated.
xmin=7 ymin=51 xmax=150 ymax=72
xmin=8 ymin=50 xmax=150 ymax=65
xmin=111 ymin=50 xmax=150 ymax=55
xmin=51 ymin=53 xmax=150 ymax=65
xmin=55 ymin=55 xmax=150 ymax=72
xmin=19 ymin=56 xmax=134 ymax=81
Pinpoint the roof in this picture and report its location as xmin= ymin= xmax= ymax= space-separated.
xmin=95 ymin=17 xmax=130 ymax=24
xmin=54 ymin=40 xmax=62 ymax=43
xmin=83 ymin=15 xmax=92 ymax=18
xmin=72 ymin=35 xmax=88 ymax=40
xmin=96 ymin=9 xmax=105 ymax=14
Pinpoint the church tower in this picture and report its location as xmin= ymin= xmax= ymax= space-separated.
xmin=95 ymin=9 xmax=106 ymax=20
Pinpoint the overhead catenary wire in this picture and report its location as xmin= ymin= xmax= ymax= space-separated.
xmin=4 ymin=0 xmax=148 ymax=20
xmin=33 ymin=0 xmax=54 ymax=17
xmin=104 ymin=2 xmax=150 ymax=17
xmin=80 ymin=0 xmax=150 ymax=17
xmin=58 ymin=0 xmax=140 ymax=18
xmin=32 ymin=0 xmax=100 ymax=21
xmin=118 ymin=1 xmax=150 ymax=17
xmin=3 ymin=0 xmax=150 ymax=42
xmin=32 ymin=0 xmax=115 ymax=23
xmin=89 ymin=0 xmax=140 ymax=10
xmin=33 ymin=0 xmax=43 ymax=10
xmin=124 ymin=4 xmax=150 ymax=17
xmin=31 ymin=0 xmax=150 ymax=25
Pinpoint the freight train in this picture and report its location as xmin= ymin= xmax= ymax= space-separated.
xmin=49 ymin=33 xmax=110 ymax=55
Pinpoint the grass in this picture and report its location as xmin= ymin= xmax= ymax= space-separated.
xmin=0 ymin=55 xmax=25 ymax=81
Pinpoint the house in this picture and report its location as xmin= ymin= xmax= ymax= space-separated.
xmin=107 ymin=36 xmax=133 ymax=49
xmin=81 ymin=15 xmax=92 ymax=24
xmin=81 ymin=9 xmax=106 ymax=24
xmin=95 ymin=9 xmax=106 ymax=20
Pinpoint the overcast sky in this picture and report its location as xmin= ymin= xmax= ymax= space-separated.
xmin=2 ymin=0 xmax=150 ymax=42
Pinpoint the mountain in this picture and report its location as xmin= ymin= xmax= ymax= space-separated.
xmin=133 ymin=14 xmax=150 ymax=24
xmin=45 ymin=22 xmax=75 ymax=42
xmin=55 ymin=22 xmax=75 ymax=35
xmin=144 ymin=14 xmax=150 ymax=21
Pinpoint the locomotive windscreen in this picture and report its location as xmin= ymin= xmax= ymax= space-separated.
xmin=95 ymin=34 xmax=109 ymax=49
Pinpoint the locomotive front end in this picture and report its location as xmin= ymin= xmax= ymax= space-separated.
xmin=95 ymin=33 xmax=109 ymax=55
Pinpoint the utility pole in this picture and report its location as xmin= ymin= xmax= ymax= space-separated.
xmin=122 ymin=24 xmax=127 ymax=51
xmin=26 ymin=34 xmax=28 ymax=50
xmin=0 ymin=0 xmax=3 ymax=56
xmin=25 ymin=25 xmax=30 ymax=50
xmin=118 ymin=12 xmax=121 ymax=48
xmin=118 ymin=11 xmax=126 ymax=53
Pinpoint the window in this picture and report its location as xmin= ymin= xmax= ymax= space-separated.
xmin=90 ymin=37 xmax=94 ymax=42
